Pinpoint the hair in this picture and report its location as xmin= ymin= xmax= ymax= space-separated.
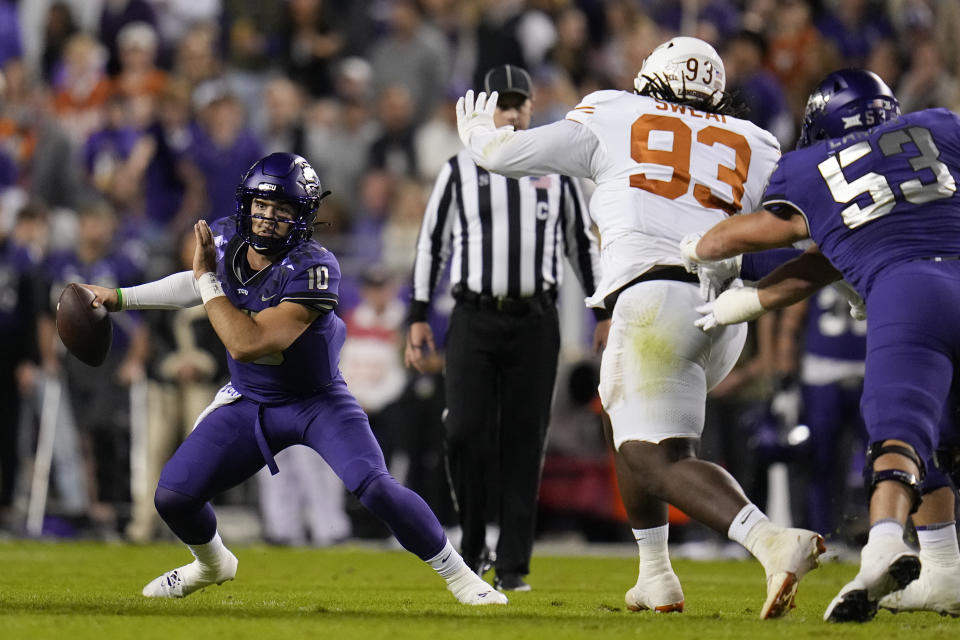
xmin=636 ymin=74 xmax=747 ymax=118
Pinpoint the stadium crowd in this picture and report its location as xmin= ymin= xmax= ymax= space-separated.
xmin=0 ymin=0 xmax=958 ymax=554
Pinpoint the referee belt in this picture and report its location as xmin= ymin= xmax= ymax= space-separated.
xmin=452 ymin=283 xmax=557 ymax=315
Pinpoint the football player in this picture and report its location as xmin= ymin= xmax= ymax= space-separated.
xmin=456 ymin=36 xmax=825 ymax=618
xmin=684 ymin=69 xmax=960 ymax=621
xmin=80 ymin=152 xmax=506 ymax=606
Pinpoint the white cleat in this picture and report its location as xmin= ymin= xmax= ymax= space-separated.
xmin=879 ymin=556 xmax=960 ymax=617
xmin=625 ymin=571 xmax=685 ymax=613
xmin=447 ymin=570 xmax=508 ymax=605
xmin=824 ymin=537 xmax=920 ymax=622
xmin=757 ymin=528 xmax=826 ymax=619
xmin=142 ymin=550 xmax=239 ymax=598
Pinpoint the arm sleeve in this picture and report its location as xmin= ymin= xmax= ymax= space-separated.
xmin=466 ymin=119 xmax=598 ymax=179
xmin=120 ymin=271 xmax=202 ymax=310
xmin=408 ymin=158 xmax=458 ymax=322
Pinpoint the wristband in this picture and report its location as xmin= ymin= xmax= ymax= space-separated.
xmin=116 ymin=288 xmax=123 ymax=311
xmin=197 ymin=272 xmax=225 ymax=305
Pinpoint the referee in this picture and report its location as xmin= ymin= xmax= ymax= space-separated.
xmin=404 ymin=64 xmax=609 ymax=592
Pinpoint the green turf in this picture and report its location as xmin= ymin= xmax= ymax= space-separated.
xmin=0 ymin=541 xmax=957 ymax=639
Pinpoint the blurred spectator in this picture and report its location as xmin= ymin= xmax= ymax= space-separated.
xmin=380 ymin=179 xmax=426 ymax=277
xmin=766 ymin=0 xmax=838 ymax=121
xmin=897 ymin=40 xmax=960 ymax=113
xmin=110 ymin=21 xmax=167 ymax=105
xmin=182 ymin=81 xmax=263 ymax=220
xmin=367 ymin=85 xmax=418 ymax=179
xmin=0 ymin=203 xmax=39 ymax=526
xmin=148 ymin=0 xmax=222 ymax=68
xmin=816 ymin=0 xmax=894 ymax=69
xmin=549 ymin=6 xmax=591 ymax=89
xmin=40 ymin=2 xmax=78 ymax=84
xmin=472 ymin=0 xmax=556 ymax=89
xmin=280 ymin=0 xmax=344 ymax=99
xmin=346 ymin=170 xmax=394 ymax=269
xmin=40 ymin=201 xmax=149 ymax=532
xmin=82 ymin=93 xmax=141 ymax=207
xmin=255 ymin=76 xmax=308 ymax=157
xmin=257 ymin=445 xmax=351 ymax=546
xmin=414 ymin=90 xmax=461 ymax=182
xmin=172 ymin=21 xmax=222 ymax=91
xmin=369 ymin=0 xmax=451 ymax=123
xmin=723 ymin=30 xmax=794 ymax=146
xmin=52 ymin=33 xmax=112 ymax=147
xmin=305 ymin=97 xmax=377 ymax=216
xmin=98 ymin=0 xmax=158 ymax=76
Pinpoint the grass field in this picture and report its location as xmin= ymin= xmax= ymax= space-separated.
xmin=0 ymin=541 xmax=957 ymax=640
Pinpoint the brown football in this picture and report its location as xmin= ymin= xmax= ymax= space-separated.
xmin=56 ymin=283 xmax=113 ymax=366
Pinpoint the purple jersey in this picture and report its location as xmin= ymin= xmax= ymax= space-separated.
xmin=763 ymin=108 xmax=960 ymax=298
xmin=804 ymin=287 xmax=866 ymax=361
xmin=209 ymin=217 xmax=345 ymax=403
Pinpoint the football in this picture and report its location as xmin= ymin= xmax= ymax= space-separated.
xmin=56 ymin=283 xmax=113 ymax=366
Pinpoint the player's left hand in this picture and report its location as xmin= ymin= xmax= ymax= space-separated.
xmin=679 ymin=232 xmax=704 ymax=273
xmin=193 ymin=220 xmax=217 ymax=278
xmin=694 ymin=285 xmax=765 ymax=331
xmin=456 ymin=89 xmax=498 ymax=146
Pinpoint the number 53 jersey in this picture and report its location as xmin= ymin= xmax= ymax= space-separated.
xmin=763 ymin=108 xmax=960 ymax=299
xmin=566 ymin=91 xmax=781 ymax=305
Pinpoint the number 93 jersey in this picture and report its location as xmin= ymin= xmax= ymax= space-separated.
xmin=210 ymin=216 xmax=345 ymax=403
xmin=762 ymin=108 xmax=960 ymax=299
xmin=565 ymin=91 xmax=781 ymax=304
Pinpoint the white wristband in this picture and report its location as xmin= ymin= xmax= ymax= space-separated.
xmin=712 ymin=286 xmax=765 ymax=324
xmin=197 ymin=272 xmax=225 ymax=305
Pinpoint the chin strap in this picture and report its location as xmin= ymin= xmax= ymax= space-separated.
xmin=863 ymin=442 xmax=926 ymax=514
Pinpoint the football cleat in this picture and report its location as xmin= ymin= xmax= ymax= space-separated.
xmin=879 ymin=554 xmax=960 ymax=617
xmin=625 ymin=571 xmax=685 ymax=613
xmin=824 ymin=537 xmax=920 ymax=622
xmin=756 ymin=527 xmax=827 ymax=619
xmin=142 ymin=549 xmax=239 ymax=598
xmin=447 ymin=570 xmax=508 ymax=605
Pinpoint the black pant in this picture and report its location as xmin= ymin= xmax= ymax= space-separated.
xmin=443 ymin=299 xmax=560 ymax=576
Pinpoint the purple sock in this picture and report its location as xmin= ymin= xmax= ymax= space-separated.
xmin=356 ymin=472 xmax=446 ymax=559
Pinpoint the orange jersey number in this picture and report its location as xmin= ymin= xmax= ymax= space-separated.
xmin=629 ymin=114 xmax=751 ymax=214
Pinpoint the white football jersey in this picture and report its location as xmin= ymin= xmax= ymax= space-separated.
xmin=465 ymin=90 xmax=781 ymax=307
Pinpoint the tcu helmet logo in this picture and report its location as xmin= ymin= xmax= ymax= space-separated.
xmin=299 ymin=161 xmax=320 ymax=197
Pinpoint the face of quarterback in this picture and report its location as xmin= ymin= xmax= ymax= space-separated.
xmin=250 ymin=197 xmax=297 ymax=240
xmin=494 ymin=92 xmax=533 ymax=131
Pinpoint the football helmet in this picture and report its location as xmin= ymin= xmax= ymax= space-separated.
xmin=634 ymin=36 xmax=726 ymax=107
xmin=235 ymin=152 xmax=329 ymax=255
xmin=797 ymin=69 xmax=900 ymax=148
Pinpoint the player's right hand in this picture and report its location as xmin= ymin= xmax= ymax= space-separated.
xmin=456 ymin=89 xmax=498 ymax=147
xmin=404 ymin=321 xmax=437 ymax=373
xmin=694 ymin=285 xmax=765 ymax=330
xmin=81 ymin=284 xmax=121 ymax=312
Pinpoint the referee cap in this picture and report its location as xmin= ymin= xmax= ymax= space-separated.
xmin=483 ymin=64 xmax=532 ymax=99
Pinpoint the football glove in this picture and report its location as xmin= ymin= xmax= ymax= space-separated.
xmin=456 ymin=89 xmax=499 ymax=147
xmin=679 ymin=232 xmax=704 ymax=273
xmin=695 ymin=285 xmax=765 ymax=331
xmin=696 ymin=256 xmax=742 ymax=302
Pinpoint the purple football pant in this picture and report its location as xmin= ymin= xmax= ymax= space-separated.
xmin=156 ymin=378 xmax=445 ymax=558
xmin=861 ymin=260 xmax=960 ymax=463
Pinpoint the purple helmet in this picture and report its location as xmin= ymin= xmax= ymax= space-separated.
xmin=235 ymin=152 xmax=329 ymax=254
xmin=797 ymin=69 xmax=900 ymax=148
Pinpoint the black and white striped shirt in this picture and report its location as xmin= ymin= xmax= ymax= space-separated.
xmin=408 ymin=150 xmax=605 ymax=321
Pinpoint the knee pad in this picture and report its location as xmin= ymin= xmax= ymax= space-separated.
xmin=934 ymin=445 xmax=960 ymax=490
xmin=862 ymin=442 xmax=926 ymax=513
xmin=154 ymin=485 xmax=202 ymax=518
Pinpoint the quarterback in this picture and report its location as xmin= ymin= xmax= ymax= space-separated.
xmin=80 ymin=152 xmax=506 ymax=606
